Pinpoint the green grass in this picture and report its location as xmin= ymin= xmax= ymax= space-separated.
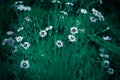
xmin=0 ymin=0 xmax=120 ymax=80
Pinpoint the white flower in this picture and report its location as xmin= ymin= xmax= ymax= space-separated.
xmin=99 ymin=54 xmax=109 ymax=59
xmin=79 ymin=29 xmax=85 ymax=33
xmin=7 ymin=37 xmax=15 ymax=46
xmin=6 ymin=31 xmax=14 ymax=36
xmin=16 ymin=4 xmax=25 ymax=11
xmin=39 ymin=30 xmax=47 ymax=37
xmin=80 ymin=9 xmax=87 ymax=14
xmin=2 ymin=39 xmax=8 ymax=45
xmin=60 ymin=11 xmax=68 ymax=16
xmin=17 ymin=27 xmax=24 ymax=32
xmin=90 ymin=16 xmax=97 ymax=22
xmin=99 ymin=48 xmax=105 ymax=53
xmin=103 ymin=60 xmax=110 ymax=68
xmin=24 ymin=6 xmax=31 ymax=11
xmin=56 ymin=40 xmax=63 ymax=48
xmin=15 ymin=1 xmax=23 ymax=4
xmin=21 ymin=42 xmax=30 ymax=50
xmin=68 ymin=35 xmax=76 ymax=42
xmin=24 ymin=16 xmax=31 ymax=22
xmin=15 ymin=36 xmax=23 ymax=42
xmin=20 ymin=60 xmax=30 ymax=69
xmin=102 ymin=36 xmax=112 ymax=40
xmin=100 ymin=0 xmax=103 ymax=4
xmin=70 ymin=27 xmax=78 ymax=35
xmin=91 ymin=8 xmax=105 ymax=21
xmin=52 ymin=0 xmax=57 ymax=3
xmin=108 ymin=68 xmax=114 ymax=75
xmin=12 ymin=46 xmax=18 ymax=53
xmin=45 ymin=26 xmax=53 ymax=31
xmin=65 ymin=2 xmax=74 ymax=6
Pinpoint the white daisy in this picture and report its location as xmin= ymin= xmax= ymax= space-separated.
xmin=24 ymin=16 xmax=31 ymax=22
xmin=99 ymin=54 xmax=109 ymax=59
xmin=16 ymin=4 xmax=25 ymax=11
xmin=45 ymin=26 xmax=53 ymax=31
xmin=24 ymin=6 xmax=31 ymax=11
xmin=108 ymin=68 xmax=114 ymax=75
xmin=20 ymin=60 xmax=30 ymax=69
xmin=21 ymin=42 xmax=30 ymax=50
xmin=70 ymin=27 xmax=78 ymax=35
xmin=7 ymin=37 xmax=15 ymax=46
xmin=56 ymin=40 xmax=63 ymax=48
xmin=12 ymin=46 xmax=18 ymax=53
xmin=2 ymin=38 xmax=8 ymax=45
xmin=89 ymin=16 xmax=97 ymax=22
xmin=68 ymin=35 xmax=76 ymax=42
xmin=15 ymin=1 xmax=23 ymax=4
xmin=103 ymin=60 xmax=110 ymax=68
xmin=15 ymin=36 xmax=23 ymax=42
xmin=99 ymin=48 xmax=105 ymax=53
xmin=39 ymin=30 xmax=47 ymax=37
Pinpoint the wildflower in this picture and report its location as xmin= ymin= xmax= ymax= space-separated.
xmin=89 ymin=16 xmax=97 ymax=22
xmin=103 ymin=60 xmax=110 ymax=68
xmin=52 ymin=0 xmax=57 ymax=3
xmin=80 ymin=9 xmax=87 ymax=14
xmin=16 ymin=4 xmax=25 ymax=11
xmin=21 ymin=42 xmax=30 ymax=50
xmin=20 ymin=59 xmax=30 ymax=69
xmin=79 ymin=29 xmax=85 ymax=33
xmin=99 ymin=48 xmax=105 ymax=53
xmin=39 ymin=30 xmax=47 ymax=37
xmin=17 ymin=27 xmax=24 ymax=32
xmin=68 ymin=35 xmax=76 ymax=42
xmin=2 ymin=39 xmax=8 ymax=45
xmin=6 ymin=31 xmax=14 ymax=36
xmin=15 ymin=36 xmax=23 ymax=42
xmin=41 ymin=54 xmax=45 ymax=57
xmin=91 ymin=8 xmax=105 ymax=21
xmin=7 ymin=37 xmax=15 ymax=46
xmin=12 ymin=46 xmax=18 ymax=53
xmin=60 ymin=11 xmax=68 ymax=16
xmin=15 ymin=1 xmax=23 ymax=4
xmin=108 ymin=68 xmax=114 ymax=75
xmin=56 ymin=40 xmax=63 ymax=48
xmin=99 ymin=54 xmax=109 ymax=59
xmin=24 ymin=16 xmax=31 ymax=22
xmin=70 ymin=27 xmax=78 ymax=35
xmin=65 ymin=2 xmax=74 ymax=6
xmin=45 ymin=26 xmax=53 ymax=31
xmin=24 ymin=6 xmax=31 ymax=11
xmin=102 ymin=36 xmax=112 ymax=40
xmin=100 ymin=0 xmax=103 ymax=4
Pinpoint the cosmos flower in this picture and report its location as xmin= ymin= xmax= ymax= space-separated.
xmin=89 ymin=16 xmax=97 ymax=22
xmin=103 ymin=60 xmax=110 ymax=68
xmin=68 ymin=35 xmax=76 ymax=42
xmin=70 ymin=27 xmax=78 ymax=35
xmin=21 ymin=42 xmax=30 ymax=50
xmin=17 ymin=27 xmax=24 ymax=32
xmin=107 ymin=68 xmax=114 ymax=75
xmin=15 ymin=36 xmax=23 ymax=42
xmin=56 ymin=40 xmax=63 ymax=48
xmin=6 ymin=31 xmax=14 ymax=36
xmin=20 ymin=59 xmax=30 ymax=69
xmin=39 ymin=30 xmax=47 ymax=37
xmin=102 ymin=36 xmax=112 ymax=41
